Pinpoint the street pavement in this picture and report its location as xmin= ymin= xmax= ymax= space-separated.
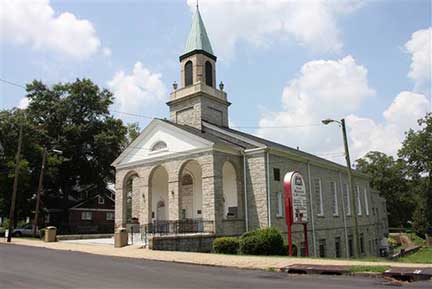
xmin=1 ymin=244 xmax=431 ymax=289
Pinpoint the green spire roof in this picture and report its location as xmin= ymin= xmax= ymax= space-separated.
xmin=183 ymin=7 xmax=214 ymax=56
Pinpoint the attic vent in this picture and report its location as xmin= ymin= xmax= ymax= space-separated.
xmin=151 ymin=141 xmax=167 ymax=152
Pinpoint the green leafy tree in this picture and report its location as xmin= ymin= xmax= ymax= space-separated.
xmin=399 ymin=113 xmax=432 ymax=229
xmin=355 ymin=151 xmax=415 ymax=227
xmin=0 ymin=79 xmax=131 ymax=224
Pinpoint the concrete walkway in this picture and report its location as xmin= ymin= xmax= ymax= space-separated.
xmin=1 ymin=238 xmax=431 ymax=271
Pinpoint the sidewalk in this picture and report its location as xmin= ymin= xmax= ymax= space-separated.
xmin=1 ymin=238 xmax=431 ymax=271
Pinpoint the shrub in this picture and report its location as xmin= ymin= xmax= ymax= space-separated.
xmin=213 ymin=237 xmax=239 ymax=254
xmin=239 ymin=227 xmax=285 ymax=255
xmin=39 ymin=228 xmax=46 ymax=240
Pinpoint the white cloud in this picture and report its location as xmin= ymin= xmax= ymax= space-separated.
xmin=108 ymin=62 xmax=166 ymax=114
xmin=186 ymin=0 xmax=365 ymax=58
xmin=17 ymin=97 xmax=29 ymax=109
xmin=258 ymin=55 xmax=375 ymax=160
xmin=347 ymin=91 xmax=430 ymax=159
xmin=257 ymin=55 xmax=430 ymax=163
xmin=0 ymin=0 xmax=107 ymax=59
xmin=405 ymin=27 xmax=432 ymax=94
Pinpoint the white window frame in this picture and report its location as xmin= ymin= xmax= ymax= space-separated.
xmin=356 ymin=186 xmax=362 ymax=216
xmin=81 ymin=211 xmax=92 ymax=221
xmin=106 ymin=212 xmax=114 ymax=221
xmin=344 ymin=183 xmax=351 ymax=216
xmin=364 ymin=188 xmax=369 ymax=216
xmin=315 ymin=178 xmax=324 ymax=216
xmin=331 ymin=181 xmax=338 ymax=216
xmin=276 ymin=191 xmax=283 ymax=217
xmin=98 ymin=196 xmax=105 ymax=205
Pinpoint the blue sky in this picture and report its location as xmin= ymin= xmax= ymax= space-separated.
xmin=1 ymin=0 xmax=431 ymax=162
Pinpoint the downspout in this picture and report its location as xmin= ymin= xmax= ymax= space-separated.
xmin=266 ymin=149 xmax=272 ymax=227
xmin=307 ymin=161 xmax=317 ymax=257
xmin=241 ymin=150 xmax=249 ymax=232
xmin=339 ymin=171 xmax=350 ymax=257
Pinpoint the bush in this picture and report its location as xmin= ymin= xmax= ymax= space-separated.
xmin=39 ymin=228 xmax=46 ymax=240
xmin=213 ymin=237 xmax=239 ymax=254
xmin=239 ymin=227 xmax=285 ymax=255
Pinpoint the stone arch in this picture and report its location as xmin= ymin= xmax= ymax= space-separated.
xmin=122 ymin=170 xmax=140 ymax=224
xmin=149 ymin=165 xmax=169 ymax=221
xmin=222 ymin=161 xmax=239 ymax=219
xmin=178 ymin=159 xmax=203 ymax=219
xmin=185 ymin=60 xmax=193 ymax=86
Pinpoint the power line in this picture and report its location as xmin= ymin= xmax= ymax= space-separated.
xmin=0 ymin=78 xmax=26 ymax=89
xmin=1 ymin=77 xmax=321 ymax=129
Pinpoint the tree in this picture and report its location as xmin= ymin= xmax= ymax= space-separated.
xmin=399 ymin=113 xmax=432 ymax=229
xmin=355 ymin=151 xmax=415 ymax=227
xmin=0 ymin=79 xmax=131 ymax=225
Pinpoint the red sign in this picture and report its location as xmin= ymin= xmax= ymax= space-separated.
xmin=283 ymin=171 xmax=309 ymax=256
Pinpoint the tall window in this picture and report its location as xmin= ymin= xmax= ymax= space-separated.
xmin=273 ymin=168 xmax=280 ymax=181
xmin=185 ymin=61 xmax=193 ymax=86
xmin=364 ymin=188 xmax=369 ymax=216
xmin=356 ymin=185 xmax=362 ymax=216
xmin=276 ymin=191 xmax=283 ymax=217
xmin=344 ymin=183 xmax=351 ymax=216
xmin=319 ymin=239 xmax=326 ymax=257
xmin=314 ymin=178 xmax=324 ymax=216
xmin=335 ymin=237 xmax=341 ymax=258
xmin=205 ymin=61 xmax=213 ymax=87
xmin=331 ymin=181 xmax=338 ymax=216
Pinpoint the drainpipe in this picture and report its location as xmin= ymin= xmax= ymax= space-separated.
xmin=307 ymin=161 xmax=317 ymax=257
xmin=266 ymin=150 xmax=271 ymax=227
xmin=339 ymin=171 xmax=350 ymax=257
xmin=241 ymin=150 xmax=249 ymax=232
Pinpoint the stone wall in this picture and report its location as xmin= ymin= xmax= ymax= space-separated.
xmin=148 ymin=234 xmax=215 ymax=252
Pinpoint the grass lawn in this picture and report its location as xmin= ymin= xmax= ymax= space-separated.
xmin=398 ymin=247 xmax=432 ymax=264
xmin=348 ymin=265 xmax=390 ymax=273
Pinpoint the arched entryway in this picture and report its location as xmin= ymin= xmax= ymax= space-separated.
xmin=179 ymin=160 xmax=203 ymax=220
xmin=122 ymin=171 xmax=139 ymax=224
xmin=149 ymin=166 xmax=169 ymax=221
xmin=222 ymin=161 xmax=238 ymax=219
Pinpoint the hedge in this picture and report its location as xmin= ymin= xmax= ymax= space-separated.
xmin=213 ymin=237 xmax=239 ymax=254
xmin=239 ymin=227 xmax=285 ymax=255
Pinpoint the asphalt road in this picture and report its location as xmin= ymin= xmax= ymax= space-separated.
xmin=0 ymin=244 xmax=430 ymax=289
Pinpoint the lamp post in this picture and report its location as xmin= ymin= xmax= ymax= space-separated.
xmin=322 ymin=118 xmax=360 ymax=258
xmin=32 ymin=147 xmax=63 ymax=237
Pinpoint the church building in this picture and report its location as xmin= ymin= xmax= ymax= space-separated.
xmin=112 ymin=6 xmax=388 ymax=258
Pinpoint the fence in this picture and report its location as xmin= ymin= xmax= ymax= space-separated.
xmin=142 ymin=219 xmax=215 ymax=236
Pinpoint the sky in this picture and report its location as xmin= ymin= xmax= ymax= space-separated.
xmin=0 ymin=0 xmax=431 ymax=164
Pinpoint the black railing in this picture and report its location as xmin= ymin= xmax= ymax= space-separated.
xmin=143 ymin=219 xmax=214 ymax=236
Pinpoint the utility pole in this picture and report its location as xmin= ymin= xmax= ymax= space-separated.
xmin=7 ymin=123 xmax=23 ymax=242
xmin=341 ymin=119 xmax=360 ymax=258
xmin=33 ymin=146 xmax=47 ymax=237
xmin=322 ymin=118 xmax=360 ymax=258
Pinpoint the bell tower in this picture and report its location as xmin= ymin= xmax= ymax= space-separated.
xmin=167 ymin=6 xmax=230 ymax=130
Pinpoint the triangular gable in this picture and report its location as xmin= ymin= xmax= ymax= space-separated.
xmin=112 ymin=119 xmax=214 ymax=167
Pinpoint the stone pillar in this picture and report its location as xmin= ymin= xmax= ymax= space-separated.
xmin=168 ymin=180 xmax=179 ymax=220
xmin=140 ymin=183 xmax=151 ymax=225
xmin=131 ymin=177 xmax=141 ymax=221
xmin=114 ymin=172 xmax=126 ymax=229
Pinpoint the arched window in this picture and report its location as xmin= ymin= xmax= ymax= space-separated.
xmin=205 ymin=61 xmax=213 ymax=87
xmin=151 ymin=141 xmax=167 ymax=152
xmin=185 ymin=61 xmax=193 ymax=86
xmin=181 ymin=174 xmax=193 ymax=186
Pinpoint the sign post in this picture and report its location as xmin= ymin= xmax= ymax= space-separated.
xmin=283 ymin=171 xmax=309 ymax=256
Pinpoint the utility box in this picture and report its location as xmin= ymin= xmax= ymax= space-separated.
xmin=45 ymin=226 xmax=57 ymax=242
xmin=114 ymin=227 xmax=128 ymax=248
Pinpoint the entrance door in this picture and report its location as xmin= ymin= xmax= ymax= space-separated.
xmin=180 ymin=185 xmax=193 ymax=219
xmin=156 ymin=200 xmax=166 ymax=220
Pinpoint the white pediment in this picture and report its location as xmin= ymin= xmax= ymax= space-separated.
xmin=112 ymin=119 xmax=213 ymax=168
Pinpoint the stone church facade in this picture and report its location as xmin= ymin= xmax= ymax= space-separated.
xmin=112 ymin=7 xmax=388 ymax=258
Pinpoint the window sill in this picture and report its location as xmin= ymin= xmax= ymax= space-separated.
xmin=317 ymin=214 xmax=325 ymax=218
xmin=276 ymin=215 xmax=284 ymax=219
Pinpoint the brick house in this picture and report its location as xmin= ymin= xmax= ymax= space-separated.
xmin=112 ymin=6 xmax=389 ymax=257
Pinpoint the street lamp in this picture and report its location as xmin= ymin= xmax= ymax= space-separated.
xmin=321 ymin=118 xmax=360 ymax=258
xmin=32 ymin=147 xmax=63 ymax=237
